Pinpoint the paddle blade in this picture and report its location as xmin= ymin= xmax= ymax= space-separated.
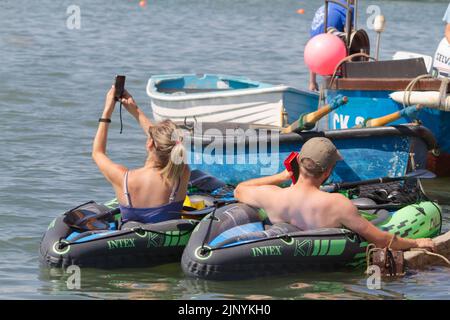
xmin=320 ymin=185 xmax=335 ymax=193
xmin=405 ymin=169 xmax=436 ymax=179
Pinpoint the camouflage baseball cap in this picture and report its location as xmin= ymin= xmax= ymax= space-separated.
xmin=298 ymin=137 xmax=343 ymax=173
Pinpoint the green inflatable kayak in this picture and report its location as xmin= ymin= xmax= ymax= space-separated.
xmin=182 ymin=183 xmax=442 ymax=280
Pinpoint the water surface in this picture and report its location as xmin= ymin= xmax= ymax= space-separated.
xmin=1 ymin=0 xmax=449 ymax=299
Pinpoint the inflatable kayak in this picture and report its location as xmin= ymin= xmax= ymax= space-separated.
xmin=39 ymin=170 xmax=233 ymax=269
xmin=182 ymin=182 xmax=442 ymax=280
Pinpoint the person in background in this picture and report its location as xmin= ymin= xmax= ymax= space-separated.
xmin=92 ymin=86 xmax=190 ymax=227
xmin=308 ymin=0 xmax=354 ymax=91
xmin=234 ymin=137 xmax=435 ymax=251
xmin=443 ymin=3 xmax=450 ymax=43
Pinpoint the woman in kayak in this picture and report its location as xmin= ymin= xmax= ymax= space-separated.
xmin=92 ymin=86 xmax=190 ymax=226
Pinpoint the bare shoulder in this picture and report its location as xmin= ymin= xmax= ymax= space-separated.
xmin=234 ymin=181 xmax=284 ymax=209
xmin=321 ymin=191 xmax=349 ymax=203
xmin=327 ymin=192 xmax=358 ymax=215
xmin=256 ymin=185 xmax=284 ymax=195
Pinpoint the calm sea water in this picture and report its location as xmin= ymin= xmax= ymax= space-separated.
xmin=1 ymin=0 xmax=449 ymax=300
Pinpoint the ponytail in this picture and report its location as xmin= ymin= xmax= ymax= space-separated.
xmin=148 ymin=120 xmax=187 ymax=185
xmin=160 ymin=128 xmax=186 ymax=185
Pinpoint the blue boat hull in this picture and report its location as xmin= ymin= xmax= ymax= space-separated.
xmin=326 ymin=89 xmax=450 ymax=153
xmin=283 ymin=89 xmax=319 ymax=124
xmin=326 ymin=84 xmax=450 ymax=176
xmin=184 ymin=123 xmax=436 ymax=184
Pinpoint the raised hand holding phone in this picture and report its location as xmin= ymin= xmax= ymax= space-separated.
xmin=114 ymin=75 xmax=126 ymax=134
xmin=114 ymin=75 xmax=126 ymax=100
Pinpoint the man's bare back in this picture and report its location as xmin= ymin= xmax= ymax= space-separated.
xmin=235 ymin=137 xmax=435 ymax=252
xmin=258 ymin=184 xmax=345 ymax=230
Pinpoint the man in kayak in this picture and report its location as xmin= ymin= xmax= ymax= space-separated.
xmin=308 ymin=0 xmax=354 ymax=91
xmin=444 ymin=3 xmax=450 ymax=43
xmin=234 ymin=137 xmax=435 ymax=251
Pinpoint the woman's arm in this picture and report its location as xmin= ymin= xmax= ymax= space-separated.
xmin=120 ymin=90 xmax=153 ymax=134
xmin=92 ymin=86 xmax=127 ymax=186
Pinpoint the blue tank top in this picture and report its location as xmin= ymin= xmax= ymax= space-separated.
xmin=119 ymin=171 xmax=184 ymax=224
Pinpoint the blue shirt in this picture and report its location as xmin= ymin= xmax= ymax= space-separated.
xmin=443 ymin=3 xmax=450 ymax=23
xmin=310 ymin=0 xmax=354 ymax=38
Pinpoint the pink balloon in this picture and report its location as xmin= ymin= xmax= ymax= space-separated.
xmin=304 ymin=34 xmax=347 ymax=76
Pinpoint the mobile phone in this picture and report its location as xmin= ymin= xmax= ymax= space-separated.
xmin=114 ymin=75 xmax=126 ymax=100
xmin=284 ymin=152 xmax=300 ymax=184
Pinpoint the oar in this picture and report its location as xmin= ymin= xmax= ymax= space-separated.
xmin=282 ymin=95 xmax=348 ymax=133
xmin=354 ymin=105 xmax=422 ymax=128
xmin=321 ymin=169 xmax=436 ymax=193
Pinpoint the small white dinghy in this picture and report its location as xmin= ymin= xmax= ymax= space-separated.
xmin=392 ymin=51 xmax=433 ymax=73
xmin=146 ymin=74 xmax=318 ymax=127
xmin=393 ymin=37 xmax=450 ymax=78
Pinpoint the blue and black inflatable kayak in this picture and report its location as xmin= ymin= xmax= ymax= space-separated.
xmin=39 ymin=200 xmax=210 ymax=269
xmin=39 ymin=170 xmax=231 ymax=269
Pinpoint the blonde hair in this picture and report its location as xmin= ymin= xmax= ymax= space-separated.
xmin=148 ymin=120 xmax=186 ymax=185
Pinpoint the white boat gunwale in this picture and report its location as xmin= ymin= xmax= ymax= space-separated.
xmin=146 ymin=74 xmax=316 ymax=102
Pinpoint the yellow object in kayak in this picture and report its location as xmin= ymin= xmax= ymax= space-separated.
xmin=183 ymin=196 xmax=206 ymax=210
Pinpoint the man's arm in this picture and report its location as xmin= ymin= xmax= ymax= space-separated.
xmin=236 ymin=170 xmax=291 ymax=188
xmin=234 ymin=171 xmax=289 ymax=207
xmin=337 ymin=196 xmax=435 ymax=251
xmin=234 ymin=184 xmax=282 ymax=210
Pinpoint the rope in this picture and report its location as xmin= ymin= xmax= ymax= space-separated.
xmin=402 ymin=75 xmax=450 ymax=112
xmin=318 ymin=82 xmax=326 ymax=109
xmin=402 ymin=74 xmax=433 ymax=109
xmin=329 ymin=52 xmax=376 ymax=89
xmin=206 ymin=230 xmax=356 ymax=253
xmin=365 ymin=235 xmax=401 ymax=276
xmin=365 ymin=243 xmax=377 ymax=273
xmin=438 ymin=78 xmax=450 ymax=111
xmin=387 ymin=234 xmax=396 ymax=249
xmin=365 ymin=240 xmax=450 ymax=274
xmin=57 ymin=222 xmax=196 ymax=249
xmin=409 ymin=248 xmax=450 ymax=267
xmin=199 ymin=206 xmax=218 ymax=255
